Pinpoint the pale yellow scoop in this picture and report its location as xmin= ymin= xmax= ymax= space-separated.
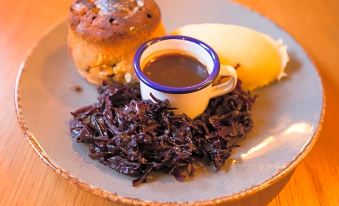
xmin=172 ymin=24 xmax=289 ymax=91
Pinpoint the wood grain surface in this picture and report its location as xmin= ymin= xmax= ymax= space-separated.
xmin=0 ymin=0 xmax=338 ymax=205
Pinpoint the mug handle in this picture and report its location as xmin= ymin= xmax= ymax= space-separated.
xmin=210 ymin=65 xmax=238 ymax=99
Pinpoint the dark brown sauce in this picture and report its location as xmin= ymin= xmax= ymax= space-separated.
xmin=143 ymin=53 xmax=209 ymax=87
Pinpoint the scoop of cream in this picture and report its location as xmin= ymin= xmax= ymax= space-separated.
xmin=172 ymin=24 xmax=289 ymax=91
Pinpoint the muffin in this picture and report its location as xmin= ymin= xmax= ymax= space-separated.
xmin=68 ymin=0 xmax=165 ymax=84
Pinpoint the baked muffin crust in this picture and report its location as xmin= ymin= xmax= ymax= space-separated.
xmin=69 ymin=0 xmax=162 ymax=43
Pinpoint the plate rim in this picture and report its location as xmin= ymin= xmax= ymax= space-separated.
xmin=14 ymin=16 xmax=326 ymax=205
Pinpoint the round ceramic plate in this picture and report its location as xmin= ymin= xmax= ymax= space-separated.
xmin=15 ymin=0 xmax=324 ymax=205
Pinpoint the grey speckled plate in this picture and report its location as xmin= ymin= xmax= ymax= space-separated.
xmin=15 ymin=0 xmax=324 ymax=205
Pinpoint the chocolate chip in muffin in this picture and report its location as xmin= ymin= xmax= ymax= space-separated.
xmin=108 ymin=17 xmax=116 ymax=24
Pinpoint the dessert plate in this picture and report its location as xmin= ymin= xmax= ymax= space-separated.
xmin=15 ymin=0 xmax=324 ymax=205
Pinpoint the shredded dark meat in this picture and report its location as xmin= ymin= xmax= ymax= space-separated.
xmin=70 ymin=81 xmax=255 ymax=186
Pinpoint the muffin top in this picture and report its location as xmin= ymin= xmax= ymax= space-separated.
xmin=69 ymin=0 xmax=162 ymax=42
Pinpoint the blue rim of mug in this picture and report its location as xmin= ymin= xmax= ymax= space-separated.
xmin=133 ymin=35 xmax=220 ymax=94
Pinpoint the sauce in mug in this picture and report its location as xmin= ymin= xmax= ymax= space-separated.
xmin=143 ymin=53 xmax=209 ymax=87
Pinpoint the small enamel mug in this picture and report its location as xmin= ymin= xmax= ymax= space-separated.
xmin=134 ymin=35 xmax=237 ymax=119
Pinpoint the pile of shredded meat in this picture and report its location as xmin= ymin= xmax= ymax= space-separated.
xmin=70 ymin=81 xmax=255 ymax=186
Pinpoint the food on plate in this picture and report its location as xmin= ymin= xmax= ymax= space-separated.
xmin=70 ymin=81 xmax=255 ymax=185
xmin=143 ymin=53 xmax=210 ymax=87
xmin=69 ymin=84 xmax=83 ymax=92
xmin=68 ymin=0 xmax=165 ymax=85
xmin=172 ymin=23 xmax=289 ymax=91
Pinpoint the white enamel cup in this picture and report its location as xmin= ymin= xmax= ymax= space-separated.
xmin=134 ymin=35 xmax=237 ymax=119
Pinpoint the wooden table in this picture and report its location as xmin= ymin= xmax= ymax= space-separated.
xmin=1 ymin=0 xmax=338 ymax=205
